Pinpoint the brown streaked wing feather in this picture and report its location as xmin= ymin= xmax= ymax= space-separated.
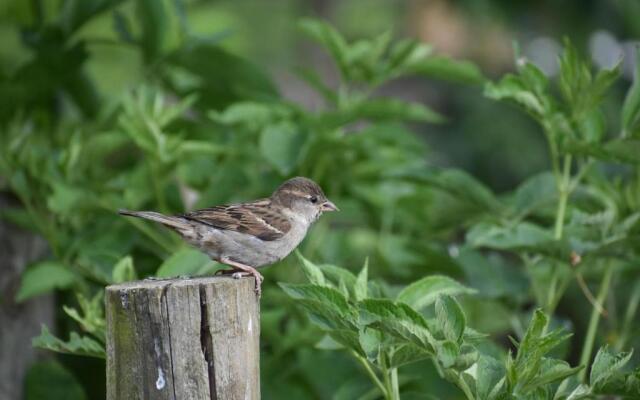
xmin=180 ymin=199 xmax=291 ymax=241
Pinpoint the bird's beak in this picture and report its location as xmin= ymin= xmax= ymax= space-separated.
xmin=321 ymin=200 xmax=339 ymax=212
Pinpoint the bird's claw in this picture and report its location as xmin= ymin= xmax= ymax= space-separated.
xmin=243 ymin=271 xmax=263 ymax=297
xmin=226 ymin=271 xmax=262 ymax=297
xmin=231 ymin=272 xmax=243 ymax=279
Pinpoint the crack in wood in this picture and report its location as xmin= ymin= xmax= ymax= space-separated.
xmin=199 ymin=285 xmax=217 ymax=399
xmin=161 ymin=283 xmax=178 ymax=399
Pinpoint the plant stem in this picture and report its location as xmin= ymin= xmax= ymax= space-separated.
xmin=381 ymin=356 xmax=395 ymax=400
xmin=578 ymin=265 xmax=614 ymax=382
xmin=149 ymin=161 xmax=169 ymax=213
xmin=616 ymin=280 xmax=640 ymax=351
xmin=553 ymin=155 xmax=572 ymax=240
xmin=390 ymin=368 xmax=399 ymax=400
xmin=545 ymin=154 xmax=572 ymax=317
xmin=456 ymin=373 xmax=476 ymax=400
xmin=352 ymin=351 xmax=388 ymax=398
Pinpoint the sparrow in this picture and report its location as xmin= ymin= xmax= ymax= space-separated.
xmin=119 ymin=177 xmax=338 ymax=296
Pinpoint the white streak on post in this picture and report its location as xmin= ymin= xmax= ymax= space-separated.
xmin=156 ymin=367 xmax=166 ymax=390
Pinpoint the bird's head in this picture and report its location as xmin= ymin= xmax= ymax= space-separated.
xmin=271 ymin=177 xmax=338 ymax=223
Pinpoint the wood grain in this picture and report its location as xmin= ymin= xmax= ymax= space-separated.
xmin=106 ymin=276 xmax=259 ymax=400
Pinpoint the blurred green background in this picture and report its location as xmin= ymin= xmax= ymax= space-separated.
xmin=0 ymin=0 xmax=638 ymax=399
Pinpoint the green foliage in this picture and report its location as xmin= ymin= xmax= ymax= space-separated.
xmin=16 ymin=261 xmax=77 ymax=302
xmin=25 ymin=361 xmax=87 ymax=400
xmin=283 ymin=257 xmax=638 ymax=400
xmin=397 ymin=275 xmax=477 ymax=310
xmin=1 ymin=2 xmax=640 ymax=398
xmin=282 ymin=256 xmax=478 ymax=399
xmin=32 ymin=326 xmax=105 ymax=359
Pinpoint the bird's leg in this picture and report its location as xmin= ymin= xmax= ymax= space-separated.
xmin=219 ymin=257 xmax=263 ymax=297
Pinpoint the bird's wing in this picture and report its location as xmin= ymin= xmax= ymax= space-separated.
xmin=180 ymin=199 xmax=291 ymax=241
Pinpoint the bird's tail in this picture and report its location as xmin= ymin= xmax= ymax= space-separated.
xmin=118 ymin=209 xmax=190 ymax=231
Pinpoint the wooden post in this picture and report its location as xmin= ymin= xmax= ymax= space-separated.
xmin=105 ymin=276 xmax=260 ymax=400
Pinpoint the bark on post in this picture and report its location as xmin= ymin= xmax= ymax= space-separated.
xmin=106 ymin=276 xmax=260 ymax=400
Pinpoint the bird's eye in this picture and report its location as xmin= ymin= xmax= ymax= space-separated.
xmin=309 ymin=196 xmax=318 ymax=204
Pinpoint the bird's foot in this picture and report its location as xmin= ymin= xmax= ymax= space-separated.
xmin=219 ymin=258 xmax=263 ymax=298
xmin=250 ymin=270 xmax=263 ymax=297
xmin=227 ymin=271 xmax=263 ymax=296
xmin=231 ymin=272 xmax=243 ymax=279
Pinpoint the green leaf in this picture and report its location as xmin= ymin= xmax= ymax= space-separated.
xmin=417 ymin=169 xmax=501 ymax=213
xmin=563 ymin=138 xmax=640 ymax=165
xmin=566 ymin=384 xmax=591 ymax=400
xmin=47 ymin=182 xmax=92 ymax=216
xmin=590 ymin=345 xmax=634 ymax=389
xmin=156 ymin=248 xmax=214 ymax=278
xmin=16 ymin=261 xmax=76 ymax=302
xmin=297 ymin=252 xmax=327 ymax=286
xmin=62 ymin=292 xmax=106 ymax=343
xmin=397 ymin=275 xmax=476 ymax=310
xmin=511 ymin=310 xmax=574 ymax=390
xmin=112 ymin=10 xmax=135 ymax=44
xmin=435 ymin=295 xmax=466 ymax=343
xmin=315 ymin=334 xmax=344 ymax=350
xmin=526 ymin=358 xmax=582 ymax=389
xmin=355 ymin=98 xmax=445 ymax=123
xmin=518 ymin=62 xmax=550 ymax=94
xmin=520 ymin=310 xmax=549 ymax=352
xmin=298 ymin=18 xmax=349 ymax=79
xmin=436 ymin=340 xmax=459 ymax=368
xmin=178 ymin=140 xmax=226 ymax=157
xmin=318 ymin=264 xmax=356 ymax=290
xmin=209 ymin=101 xmax=293 ymax=130
xmin=457 ymin=246 xmax=529 ymax=300
xmin=558 ymin=39 xmax=621 ymax=121
xmin=558 ymin=40 xmax=591 ymax=110
xmin=136 ymin=0 xmax=171 ymax=61
xmin=32 ymin=325 xmax=105 ymax=359
xmin=359 ymin=298 xmax=436 ymax=353
xmin=476 ymin=354 xmax=505 ymax=399
xmin=354 ymin=259 xmax=368 ymax=301
xmin=328 ymin=329 xmax=362 ymax=354
xmin=507 ymin=172 xmax=557 ymax=218
xmin=453 ymin=344 xmax=478 ymax=371
xmin=622 ymin=48 xmax=640 ymax=136
xmin=410 ymin=56 xmax=485 ymax=84
xmin=280 ymin=283 xmax=356 ymax=330
xmin=260 ymin=122 xmax=307 ymax=175
xmin=281 ymin=283 xmax=350 ymax=310
xmin=467 ymin=221 xmax=555 ymax=251
xmin=58 ymin=0 xmax=123 ymax=35
xmin=167 ymin=44 xmax=278 ymax=110
xmin=389 ymin=343 xmax=432 ymax=368
xmin=579 ymin=109 xmax=606 ymax=143
xmin=295 ymin=67 xmax=338 ymax=105
xmin=111 ymin=256 xmax=137 ymax=283
xmin=484 ymin=74 xmax=547 ymax=118
xmin=386 ymin=38 xmax=432 ymax=75
xmin=358 ymin=327 xmax=382 ymax=360
xmin=25 ymin=360 xmax=87 ymax=400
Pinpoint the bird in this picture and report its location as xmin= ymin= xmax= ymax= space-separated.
xmin=119 ymin=177 xmax=338 ymax=296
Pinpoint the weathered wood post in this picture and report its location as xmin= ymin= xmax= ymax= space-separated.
xmin=106 ymin=276 xmax=260 ymax=400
